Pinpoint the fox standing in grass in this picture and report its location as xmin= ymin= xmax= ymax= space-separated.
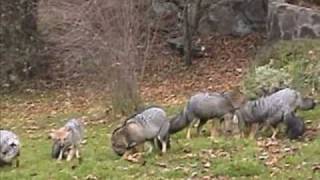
xmin=169 ymin=92 xmax=236 ymax=139
xmin=49 ymin=118 xmax=84 ymax=161
xmin=232 ymin=88 xmax=315 ymax=139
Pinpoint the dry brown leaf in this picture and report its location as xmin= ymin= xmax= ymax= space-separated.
xmin=312 ymin=163 xmax=320 ymax=173
xmin=155 ymin=162 xmax=167 ymax=168
xmin=124 ymin=152 xmax=144 ymax=164
xmin=85 ymin=174 xmax=98 ymax=180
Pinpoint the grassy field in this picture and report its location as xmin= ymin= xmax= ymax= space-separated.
xmin=0 ymin=92 xmax=320 ymax=180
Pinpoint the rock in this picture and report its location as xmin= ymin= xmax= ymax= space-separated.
xmin=198 ymin=0 xmax=268 ymax=36
xmin=268 ymin=0 xmax=320 ymax=40
xmin=151 ymin=0 xmax=179 ymax=15
xmin=151 ymin=0 xmax=320 ymax=40
xmin=151 ymin=0 xmax=180 ymax=31
xmin=151 ymin=0 xmax=267 ymax=36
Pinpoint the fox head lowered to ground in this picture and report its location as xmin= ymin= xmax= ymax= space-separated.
xmin=0 ymin=130 xmax=20 ymax=167
xmin=49 ymin=118 xmax=84 ymax=161
xmin=111 ymin=107 xmax=170 ymax=157
xmin=284 ymin=113 xmax=305 ymax=139
xmin=298 ymin=97 xmax=316 ymax=110
xmin=111 ymin=125 xmax=132 ymax=156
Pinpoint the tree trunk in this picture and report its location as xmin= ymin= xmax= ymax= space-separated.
xmin=183 ymin=0 xmax=192 ymax=66
xmin=191 ymin=0 xmax=202 ymax=35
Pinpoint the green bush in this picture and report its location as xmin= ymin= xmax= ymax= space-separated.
xmin=242 ymin=63 xmax=292 ymax=98
xmin=242 ymin=39 xmax=320 ymax=98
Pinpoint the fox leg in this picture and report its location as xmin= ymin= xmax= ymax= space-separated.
xmin=66 ymin=146 xmax=75 ymax=161
xmin=186 ymin=122 xmax=193 ymax=139
xmin=271 ymin=126 xmax=279 ymax=139
xmin=15 ymin=158 xmax=20 ymax=167
xmin=259 ymin=122 xmax=267 ymax=133
xmin=197 ymin=119 xmax=207 ymax=136
xmin=15 ymin=151 xmax=20 ymax=167
xmin=241 ymin=130 xmax=246 ymax=138
xmin=58 ymin=149 xmax=64 ymax=160
xmin=249 ymin=123 xmax=259 ymax=139
xmin=233 ymin=127 xmax=244 ymax=139
xmin=75 ymin=146 xmax=80 ymax=159
xmin=161 ymin=140 xmax=167 ymax=154
xmin=210 ymin=119 xmax=219 ymax=138
xmin=153 ymin=138 xmax=159 ymax=150
xmin=146 ymin=142 xmax=153 ymax=154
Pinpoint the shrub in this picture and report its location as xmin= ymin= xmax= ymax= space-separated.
xmin=242 ymin=39 xmax=320 ymax=98
xmin=242 ymin=63 xmax=291 ymax=98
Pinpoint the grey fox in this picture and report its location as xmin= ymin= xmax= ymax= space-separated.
xmin=232 ymin=88 xmax=313 ymax=139
xmin=49 ymin=118 xmax=84 ymax=161
xmin=0 ymin=130 xmax=20 ymax=167
xmin=111 ymin=107 xmax=170 ymax=157
xmin=169 ymin=92 xmax=235 ymax=139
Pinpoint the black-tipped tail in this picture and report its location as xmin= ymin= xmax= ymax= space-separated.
xmin=169 ymin=112 xmax=191 ymax=135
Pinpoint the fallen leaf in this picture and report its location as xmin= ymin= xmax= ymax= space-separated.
xmin=155 ymin=162 xmax=167 ymax=168
xmin=85 ymin=174 xmax=98 ymax=180
xmin=125 ymin=153 xmax=144 ymax=164
xmin=312 ymin=164 xmax=320 ymax=173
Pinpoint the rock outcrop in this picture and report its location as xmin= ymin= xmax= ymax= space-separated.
xmin=268 ymin=0 xmax=320 ymax=40
xmin=198 ymin=0 xmax=268 ymax=36
xmin=151 ymin=0 xmax=320 ymax=40
xmin=151 ymin=0 xmax=268 ymax=36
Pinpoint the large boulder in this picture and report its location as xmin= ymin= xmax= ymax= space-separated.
xmin=150 ymin=0 xmax=320 ymax=40
xmin=268 ymin=0 xmax=320 ymax=40
xmin=198 ymin=0 xmax=268 ymax=36
xmin=151 ymin=0 xmax=268 ymax=37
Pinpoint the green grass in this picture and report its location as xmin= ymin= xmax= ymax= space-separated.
xmin=1 ymin=98 xmax=320 ymax=179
